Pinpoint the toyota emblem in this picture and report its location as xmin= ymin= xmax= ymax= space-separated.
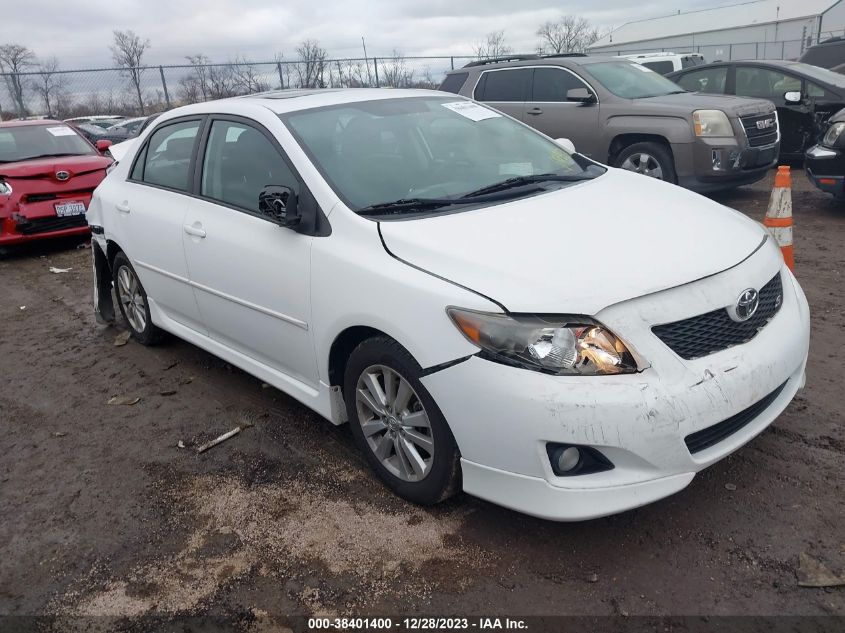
xmin=55 ymin=170 xmax=70 ymax=181
xmin=729 ymin=288 xmax=760 ymax=322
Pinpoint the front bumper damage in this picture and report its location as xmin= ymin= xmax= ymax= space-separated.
xmin=421 ymin=241 xmax=810 ymax=521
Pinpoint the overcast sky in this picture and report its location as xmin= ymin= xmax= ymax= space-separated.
xmin=8 ymin=0 xmax=720 ymax=68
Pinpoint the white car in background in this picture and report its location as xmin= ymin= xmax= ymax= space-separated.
xmin=621 ymin=51 xmax=706 ymax=75
xmin=87 ymin=89 xmax=810 ymax=520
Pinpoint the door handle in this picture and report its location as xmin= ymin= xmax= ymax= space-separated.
xmin=527 ymin=107 xmax=543 ymax=115
xmin=116 ymin=201 xmax=130 ymax=213
xmin=183 ymin=223 xmax=207 ymax=238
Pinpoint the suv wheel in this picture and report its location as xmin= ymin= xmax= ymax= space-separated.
xmin=614 ymin=142 xmax=677 ymax=183
xmin=343 ymin=336 xmax=461 ymax=505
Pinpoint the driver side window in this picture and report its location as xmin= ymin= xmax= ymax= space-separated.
xmin=200 ymin=119 xmax=297 ymax=214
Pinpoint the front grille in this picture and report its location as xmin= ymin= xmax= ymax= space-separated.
xmin=16 ymin=215 xmax=88 ymax=235
xmin=741 ymin=112 xmax=779 ymax=148
xmin=684 ymin=380 xmax=788 ymax=454
xmin=652 ymin=272 xmax=783 ymax=360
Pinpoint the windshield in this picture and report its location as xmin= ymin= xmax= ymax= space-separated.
xmin=586 ymin=61 xmax=685 ymax=98
xmin=0 ymin=124 xmax=95 ymax=163
xmin=281 ymin=96 xmax=601 ymax=212
xmin=788 ymin=62 xmax=845 ymax=90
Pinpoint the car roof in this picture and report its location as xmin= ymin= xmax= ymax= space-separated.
xmin=0 ymin=119 xmax=66 ymax=128
xmin=149 ymin=88 xmax=456 ymax=119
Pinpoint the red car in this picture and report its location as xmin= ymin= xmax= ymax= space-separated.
xmin=0 ymin=120 xmax=112 ymax=248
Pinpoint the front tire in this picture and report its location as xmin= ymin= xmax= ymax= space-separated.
xmin=343 ymin=336 xmax=460 ymax=505
xmin=112 ymin=252 xmax=164 ymax=346
xmin=614 ymin=141 xmax=677 ymax=183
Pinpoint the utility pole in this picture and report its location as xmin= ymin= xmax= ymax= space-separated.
xmin=362 ymin=36 xmax=372 ymax=87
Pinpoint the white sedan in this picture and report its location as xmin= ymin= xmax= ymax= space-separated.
xmin=88 ymin=89 xmax=810 ymax=520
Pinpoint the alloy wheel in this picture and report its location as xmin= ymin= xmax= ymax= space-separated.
xmin=355 ymin=364 xmax=434 ymax=482
xmin=620 ymin=152 xmax=665 ymax=180
xmin=116 ymin=265 xmax=147 ymax=333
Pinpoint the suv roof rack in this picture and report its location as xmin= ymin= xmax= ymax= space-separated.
xmin=540 ymin=53 xmax=589 ymax=58
xmin=463 ymin=55 xmax=540 ymax=68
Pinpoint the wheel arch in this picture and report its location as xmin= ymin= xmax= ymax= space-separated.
xmin=608 ymin=133 xmax=676 ymax=165
xmin=327 ymin=325 xmax=398 ymax=390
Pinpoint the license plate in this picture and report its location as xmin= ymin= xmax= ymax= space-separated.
xmin=55 ymin=201 xmax=86 ymax=217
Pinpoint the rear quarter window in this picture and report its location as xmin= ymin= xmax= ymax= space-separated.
xmin=643 ymin=60 xmax=675 ymax=75
xmin=440 ymin=72 xmax=469 ymax=94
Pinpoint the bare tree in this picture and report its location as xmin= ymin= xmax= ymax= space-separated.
xmin=379 ymin=50 xmax=415 ymax=88
xmin=536 ymin=16 xmax=602 ymax=54
xmin=31 ymin=56 xmax=67 ymax=117
xmin=110 ymin=30 xmax=151 ymax=114
xmin=185 ymin=54 xmax=212 ymax=101
xmin=472 ymin=31 xmax=513 ymax=60
xmin=295 ymin=40 xmax=327 ymax=88
xmin=230 ymin=56 xmax=270 ymax=95
xmin=0 ymin=44 xmax=36 ymax=116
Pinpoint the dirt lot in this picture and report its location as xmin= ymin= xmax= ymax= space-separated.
xmin=1 ymin=168 xmax=843 ymax=630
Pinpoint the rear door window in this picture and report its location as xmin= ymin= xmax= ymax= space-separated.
xmin=675 ymin=67 xmax=728 ymax=94
xmin=531 ymin=67 xmax=591 ymax=102
xmin=139 ymin=120 xmax=201 ymax=192
xmin=475 ymin=69 xmax=532 ymax=102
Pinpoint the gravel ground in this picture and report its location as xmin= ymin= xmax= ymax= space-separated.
xmin=0 ymin=168 xmax=843 ymax=631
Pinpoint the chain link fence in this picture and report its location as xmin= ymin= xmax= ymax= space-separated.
xmin=3 ymin=34 xmax=838 ymax=120
xmin=0 ymin=55 xmax=478 ymax=120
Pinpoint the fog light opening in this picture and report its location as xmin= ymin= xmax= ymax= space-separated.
xmin=557 ymin=446 xmax=581 ymax=472
xmin=546 ymin=443 xmax=615 ymax=477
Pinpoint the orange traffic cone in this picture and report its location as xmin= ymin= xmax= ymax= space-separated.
xmin=764 ymin=166 xmax=794 ymax=271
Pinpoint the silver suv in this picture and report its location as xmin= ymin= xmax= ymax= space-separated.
xmin=440 ymin=54 xmax=780 ymax=192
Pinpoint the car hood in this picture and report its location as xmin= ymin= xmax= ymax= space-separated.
xmin=639 ymin=92 xmax=775 ymax=117
xmin=0 ymin=154 xmax=112 ymax=180
xmin=378 ymin=168 xmax=767 ymax=314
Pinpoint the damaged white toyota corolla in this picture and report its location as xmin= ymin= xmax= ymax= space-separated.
xmin=88 ymin=89 xmax=810 ymax=520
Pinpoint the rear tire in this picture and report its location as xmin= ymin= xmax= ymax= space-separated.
xmin=112 ymin=251 xmax=164 ymax=346
xmin=343 ymin=336 xmax=461 ymax=505
xmin=613 ymin=141 xmax=677 ymax=184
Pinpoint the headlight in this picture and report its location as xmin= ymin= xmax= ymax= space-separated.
xmin=447 ymin=308 xmax=637 ymax=375
xmin=822 ymin=122 xmax=845 ymax=147
xmin=0 ymin=180 xmax=11 ymax=196
xmin=693 ymin=110 xmax=734 ymax=137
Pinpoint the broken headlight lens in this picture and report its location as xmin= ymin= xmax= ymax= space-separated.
xmin=822 ymin=122 xmax=845 ymax=147
xmin=447 ymin=308 xmax=637 ymax=375
xmin=693 ymin=110 xmax=734 ymax=137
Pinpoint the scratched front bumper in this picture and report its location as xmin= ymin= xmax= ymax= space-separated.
xmin=421 ymin=237 xmax=810 ymax=520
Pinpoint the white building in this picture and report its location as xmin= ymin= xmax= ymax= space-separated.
xmin=589 ymin=0 xmax=845 ymax=61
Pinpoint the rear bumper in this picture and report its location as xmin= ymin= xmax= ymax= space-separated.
xmin=805 ymin=145 xmax=845 ymax=197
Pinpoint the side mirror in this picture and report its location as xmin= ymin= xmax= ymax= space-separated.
xmin=258 ymin=185 xmax=300 ymax=228
xmin=555 ymin=138 xmax=576 ymax=153
xmin=95 ymin=139 xmax=113 ymax=152
xmin=784 ymin=91 xmax=803 ymax=104
xmin=567 ymin=88 xmax=596 ymax=103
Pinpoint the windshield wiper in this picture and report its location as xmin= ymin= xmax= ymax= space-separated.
xmin=16 ymin=153 xmax=88 ymax=161
xmin=460 ymin=173 xmax=595 ymax=198
xmin=357 ymin=197 xmax=469 ymax=216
